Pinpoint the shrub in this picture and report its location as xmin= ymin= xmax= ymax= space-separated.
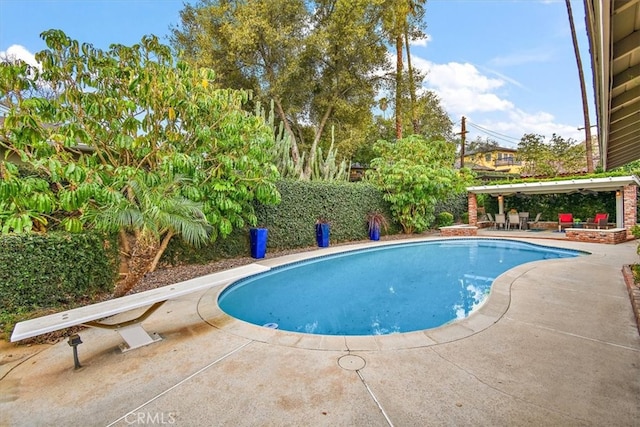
xmin=0 ymin=231 xmax=119 ymax=339
xmin=436 ymin=212 xmax=454 ymax=227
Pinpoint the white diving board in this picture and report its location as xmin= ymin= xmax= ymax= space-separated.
xmin=11 ymin=263 xmax=270 ymax=352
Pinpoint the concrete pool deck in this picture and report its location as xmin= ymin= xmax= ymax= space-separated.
xmin=1 ymin=236 xmax=639 ymax=426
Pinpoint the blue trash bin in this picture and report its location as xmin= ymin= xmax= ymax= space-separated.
xmin=250 ymin=228 xmax=268 ymax=258
xmin=315 ymin=223 xmax=330 ymax=247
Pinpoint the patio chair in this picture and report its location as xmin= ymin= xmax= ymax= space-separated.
xmin=486 ymin=212 xmax=495 ymax=228
xmin=558 ymin=213 xmax=573 ymax=231
xmin=518 ymin=212 xmax=529 ymax=230
xmin=508 ymin=212 xmax=521 ymax=230
xmin=527 ymin=212 xmax=542 ymax=229
xmin=585 ymin=213 xmax=609 ymax=229
xmin=494 ymin=213 xmax=507 ymax=230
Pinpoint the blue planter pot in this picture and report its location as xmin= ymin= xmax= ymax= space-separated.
xmin=315 ymin=223 xmax=330 ymax=247
xmin=250 ymin=228 xmax=268 ymax=259
xmin=369 ymin=227 xmax=380 ymax=241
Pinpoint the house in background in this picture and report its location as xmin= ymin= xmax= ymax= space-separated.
xmin=459 ymin=146 xmax=522 ymax=180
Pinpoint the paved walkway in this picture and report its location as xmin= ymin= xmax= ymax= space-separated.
xmin=1 ymin=236 xmax=639 ymax=426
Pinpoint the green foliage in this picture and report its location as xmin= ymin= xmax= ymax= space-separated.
xmin=161 ymin=227 xmax=250 ymax=266
xmin=367 ymin=135 xmax=473 ymax=233
xmin=172 ymin=0 xmax=389 ymax=179
xmin=0 ymin=30 xmax=282 ymax=291
xmin=484 ymin=192 xmax=616 ymax=224
xmin=630 ymin=225 xmax=640 ymax=257
xmin=255 ymin=180 xmax=397 ymax=248
xmin=436 ymin=212 xmax=454 ymax=227
xmin=435 ymin=193 xmax=469 ymax=223
xmin=0 ymin=232 xmax=119 ymax=338
xmin=160 ymin=179 xmax=397 ymax=264
xmin=517 ymin=133 xmax=586 ymax=177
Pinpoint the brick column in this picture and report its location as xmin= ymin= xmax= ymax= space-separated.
xmin=623 ymin=184 xmax=637 ymax=237
xmin=468 ymin=193 xmax=478 ymax=226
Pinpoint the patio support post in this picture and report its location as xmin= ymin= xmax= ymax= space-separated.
xmin=498 ymin=195 xmax=504 ymax=214
xmin=623 ymin=184 xmax=636 ymax=236
xmin=468 ymin=193 xmax=478 ymax=225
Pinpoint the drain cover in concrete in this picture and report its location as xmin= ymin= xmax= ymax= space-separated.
xmin=338 ymin=354 xmax=366 ymax=370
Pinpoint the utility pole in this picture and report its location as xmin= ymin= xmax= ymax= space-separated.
xmin=458 ymin=116 xmax=468 ymax=168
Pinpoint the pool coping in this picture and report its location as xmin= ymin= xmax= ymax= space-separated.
xmin=196 ymin=236 xmax=586 ymax=351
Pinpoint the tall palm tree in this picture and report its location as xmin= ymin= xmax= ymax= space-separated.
xmin=566 ymin=0 xmax=594 ymax=172
xmin=383 ymin=0 xmax=426 ymax=139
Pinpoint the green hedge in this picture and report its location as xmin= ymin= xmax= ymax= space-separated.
xmin=0 ymin=232 xmax=119 ymax=311
xmin=0 ymin=231 xmax=119 ymax=339
xmin=484 ymin=192 xmax=617 ymax=222
xmin=161 ymin=179 xmax=399 ymax=265
xmin=254 ymin=179 xmax=397 ymax=248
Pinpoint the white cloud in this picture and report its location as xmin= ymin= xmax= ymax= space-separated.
xmin=471 ymin=109 xmax=584 ymax=144
xmin=411 ymin=58 xmax=513 ymax=115
xmin=0 ymin=44 xmax=39 ymax=68
xmin=410 ymin=34 xmax=431 ymax=47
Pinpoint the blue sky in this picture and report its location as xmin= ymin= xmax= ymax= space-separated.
xmin=0 ymin=0 xmax=594 ymax=147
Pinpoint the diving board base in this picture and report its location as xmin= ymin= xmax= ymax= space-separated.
xmin=116 ymin=325 xmax=162 ymax=352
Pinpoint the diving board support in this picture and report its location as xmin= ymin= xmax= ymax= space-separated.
xmin=84 ymin=301 xmax=166 ymax=352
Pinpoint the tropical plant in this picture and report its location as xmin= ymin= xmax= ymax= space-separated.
xmin=366 ymin=210 xmax=389 ymax=233
xmin=0 ymin=30 xmax=281 ymax=296
xmin=367 ymin=135 xmax=472 ymax=234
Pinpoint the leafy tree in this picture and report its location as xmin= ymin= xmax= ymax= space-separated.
xmin=517 ymin=133 xmax=586 ymax=177
xmin=172 ymin=0 xmax=389 ymax=179
xmin=465 ymin=136 xmax=500 ymax=154
xmin=366 ymin=135 xmax=471 ymax=233
xmin=358 ymin=90 xmax=453 ymax=166
xmin=0 ymin=30 xmax=281 ymax=296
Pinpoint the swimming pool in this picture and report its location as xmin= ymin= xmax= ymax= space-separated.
xmin=218 ymin=239 xmax=582 ymax=336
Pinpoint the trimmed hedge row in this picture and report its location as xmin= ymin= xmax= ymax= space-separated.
xmin=161 ymin=179 xmax=398 ymax=265
xmin=255 ymin=180 xmax=398 ymax=248
xmin=0 ymin=232 xmax=119 ymax=312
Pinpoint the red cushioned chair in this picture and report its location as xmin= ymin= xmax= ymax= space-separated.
xmin=558 ymin=213 xmax=573 ymax=231
xmin=586 ymin=213 xmax=609 ymax=229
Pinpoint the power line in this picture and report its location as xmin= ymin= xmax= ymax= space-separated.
xmin=467 ymin=121 xmax=520 ymax=142
xmin=466 ymin=121 xmax=521 ymax=146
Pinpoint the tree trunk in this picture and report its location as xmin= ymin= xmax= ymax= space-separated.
xmin=395 ymin=35 xmax=403 ymax=140
xmin=149 ymin=230 xmax=174 ymax=273
xmin=405 ymin=31 xmax=419 ymax=134
xmin=566 ymin=0 xmax=593 ymax=172
xmin=114 ymin=237 xmax=161 ymax=297
xmin=274 ymin=99 xmax=301 ymax=165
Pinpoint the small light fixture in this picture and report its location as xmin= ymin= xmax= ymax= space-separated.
xmin=616 ymin=190 xmax=621 ymax=197
xmin=67 ymin=334 xmax=83 ymax=369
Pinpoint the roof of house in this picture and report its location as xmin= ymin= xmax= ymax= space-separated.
xmin=585 ymin=0 xmax=640 ymax=170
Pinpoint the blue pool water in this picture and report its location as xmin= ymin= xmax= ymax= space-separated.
xmin=218 ymin=239 xmax=582 ymax=335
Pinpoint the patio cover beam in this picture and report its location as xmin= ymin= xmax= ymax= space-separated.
xmin=466 ymin=176 xmax=640 ymax=196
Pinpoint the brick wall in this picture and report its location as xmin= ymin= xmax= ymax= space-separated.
xmin=623 ymin=184 xmax=637 ymax=237
xmin=565 ymin=228 xmax=628 ymax=244
xmin=468 ymin=193 xmax=478 ymax=226
xmin=440 ymin=225 xmax=478 ymax=237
